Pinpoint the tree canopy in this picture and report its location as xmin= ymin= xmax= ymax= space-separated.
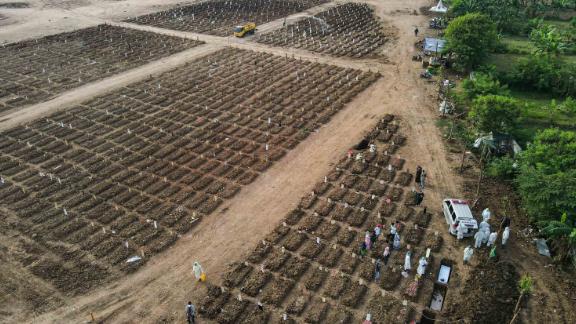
xmin=444 ymin=13 xmax=497 ymax=69
xmin=469 ymin=95 xmax=521 ymax=134
xmin=516 ymin=129 xmax=576 ymax=222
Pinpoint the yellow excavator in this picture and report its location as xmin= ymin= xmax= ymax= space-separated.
xmin=234 ymin=22 xmax=256 ymax=37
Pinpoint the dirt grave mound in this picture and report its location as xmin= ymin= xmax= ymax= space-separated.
xmin=444 ymin=259 xmax=520 ymax=324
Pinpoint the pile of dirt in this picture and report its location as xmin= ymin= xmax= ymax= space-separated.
xmin=465 ymin=177 xmax=530 ymax=230
xmin=444 ymin=258 xmax=520 ymax=323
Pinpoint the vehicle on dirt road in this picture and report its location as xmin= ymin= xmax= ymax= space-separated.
xmin=234 ymin=22 xmax=256 ymax=37
xmin=442 ymin=199 xmax=478 ymax=237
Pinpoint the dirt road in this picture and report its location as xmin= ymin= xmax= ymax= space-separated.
xmin=2 ymin=0 xmax=465 ymax=323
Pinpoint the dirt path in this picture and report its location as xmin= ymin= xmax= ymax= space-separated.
xmin=16 ymin=0 xmax=462 ymax=323
xmin=0 ymin=0 xmax=187 ymax=43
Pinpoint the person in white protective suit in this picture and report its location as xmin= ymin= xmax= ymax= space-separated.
xmin=481 ymin=226 xmax=490 ymax=245
xmin=456 ymin=222 xmax=465 ymax=240
xmin=474 ymin=229 xmax=484 ymax=248
xmin=404 ymin=251 xmax=412 ymax=272
xmin=487 ymin=232 xmax=498 ymax=247
xmin=479 ymin=220 xmax=490 ymax=232
xmin=463 ymin=246 xmax=474 ymax=264
xmin=193 ymin=261 xmax=203 ymax=281
xmin=482 ymin=208 xmax=491 ymax=221
xmin=417 ymin=257 xmax=427 ymax=277
xmin=502 ymin=227 xmax=510 ymax=247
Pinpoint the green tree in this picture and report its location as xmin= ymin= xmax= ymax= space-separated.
xmin=450 ymin=0 xmax=525 ymax=33
xmin=469 ymin=95 xmax=521 ymax=133
xmin=516 ymin=129 xmax=576 ymax=221
xmin=444 ymin=13 xmax=498 ymax=69
xmin=530 ymin=24 xmax=565 ymax=56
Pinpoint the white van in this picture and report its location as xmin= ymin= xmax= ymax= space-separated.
xmin=442 ymin=199 xmax=478 ymax=237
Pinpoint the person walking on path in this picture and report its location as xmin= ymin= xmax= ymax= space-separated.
xmin=414 ymin=27 xmax=419 ymax=37
xmin=193 ymin=262 xmax=204 ymax=282
xmin=415 ymin=166 xmax=422 ymax=184
xmin=419 ymin=170 xmax=427 ymax=190
xmin=186 ymin=302 xmax=196 ymax=324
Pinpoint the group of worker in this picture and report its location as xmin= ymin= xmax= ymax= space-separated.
xmin=359 ymin=223 xmax=390 ymax=257
xmin=463 ymin=208 xmax=512 ymax=264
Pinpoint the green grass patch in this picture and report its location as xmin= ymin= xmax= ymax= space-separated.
xmin=545 ymin=19 xmax=573 ymax=31
xmin=500 ymin=36 xmax=534 ymax=54
xmin=485 ymin=53 xmax=525 ymax=72
xmin=514 ymin=92 xmax=576 ymax=142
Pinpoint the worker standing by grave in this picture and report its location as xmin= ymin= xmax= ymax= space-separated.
xmin=416 ymin=257 xmax=427 ymax=278
xmin=474 ymin=229 xmax=484 ymax=248
xmin=404 ymin=250 xmax=412 ymax=273
xmin=463 ymin=246 xmax=474 ymax=264
xmin=374 ymin=258 xmax=382 ymax=281
xmin=365 ymin=231 xmax=372 ymax=250
xmin=487 ymin=232 xmax=498 ymax=247
xmin=502 ymin=227 xmax=510 ymax=247
xmin=383 ymin=246 xmax=391 ymax=265
xmin=456 ymin=221 xmax=465 ymax=240
xmin=393 ymin=233 xmax=401 ymax=250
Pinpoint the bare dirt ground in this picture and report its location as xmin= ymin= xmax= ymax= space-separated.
xmin=1 ymin=0 xmax=575 ymax=323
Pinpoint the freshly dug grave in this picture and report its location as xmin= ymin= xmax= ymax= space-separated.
xmin=424 ymin=232 xmax=443 ymax=252
xmin=444 ymin=259 xmax=520 ymax=324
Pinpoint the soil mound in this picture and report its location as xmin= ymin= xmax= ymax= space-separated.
xmin=444 ymin=259 xmax=520 ymax=324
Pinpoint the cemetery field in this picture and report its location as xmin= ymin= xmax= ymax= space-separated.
xmin=2 ymin=1 xmax=573 ymax=324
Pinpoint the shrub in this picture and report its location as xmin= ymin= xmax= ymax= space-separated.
xmin=461 ymin=72 xmax=508 ymax=100
xmin=487 ymin=156 xmax=517 ymax=180
xmin=508 ymin=55 xmax=576 ymax=97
